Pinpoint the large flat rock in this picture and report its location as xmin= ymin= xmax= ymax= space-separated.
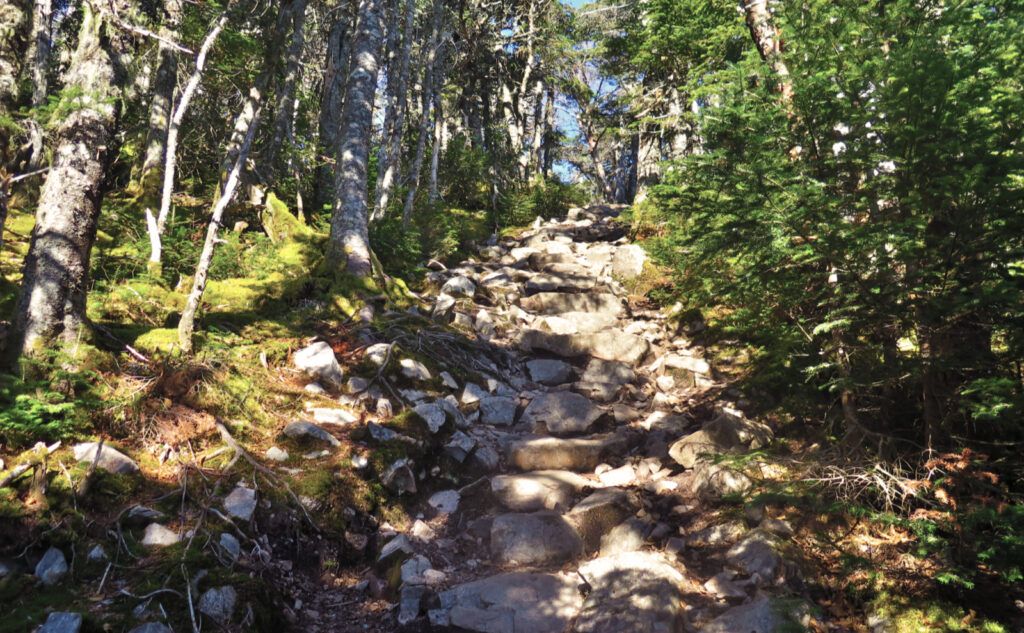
xmin=521 ymin=391 xmax=604 ymax=436
xmin=510 ymin=434 xmax=623 ymax=472
xmin=490 ymin=470 xmax=589 ymax=512
xmin=436 ymin=572 xmax=583 ymax=633
xmin=519 ymin=292 xmax=622 ymax=318
xmin=575 ymin=552 xmax=687 ymax=633
xmin=519 ymin=329 xmax=649 ymax=364
xmin=490 ymin=512 xmax=583 ymax=565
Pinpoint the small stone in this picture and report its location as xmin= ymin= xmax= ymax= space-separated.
xmin=460 ymin=382 xmax=489 ymax=405
xmin=428 ymin=490 xmax=460 ymax=515
xmin=598 ymin=464 xmax=636 ymax=487
xmin=265 ymin=446 xmax=289 ymax=462
xmin=726 ymin=530 xmax=783 ymax=582
xmin=378 ymin=534 xmax=414 ymax=564
xmin=413 ymin=402 xmax=447 ymax=433
xmin=283 ymin=420 xmax=340 ymax=446
xmin=312 ymin=407 xmax=358 ymax=425
xmin=34 ymin=547 xmax=68 ymax=585
xmin=486 ymin=378 xmax=515 ymax=396
xmin=72 ymin=442 xmax=139 ymax=474
xmin=351 ymin=454 xmax=369 ymax=469
xmin=365 ymin=343 xmax=392 ymax=365
xmin=610 ymin=244 xmax=646 ymax=279
xmin=525 ymin=359 xmax=573 ymax=385
xmin=441 ymin=275 xmax=476 ymax=297
xmin=224 ymin=486 xmax=257 ymax=521
xmin=219 ymin=532 xmax=241 ymax=562
xmin=293 ymin=341 xmax=345 ymax=387
xmin=127 ymin=505 xmax=164 ymax=522
xmin=440 ymin=371 xmax=458 ymax=389
xmin=86 ymin=545 xmax=107 ymax=563
xmin=655 ymin=375 xmax=676 ymax=392
xmin=761 ymin=517 xmax=794 ymax=537
xmin=411 ymin=520 xmax=436 ymax=541
xmin=469 ymin=443 xmax=500 ymax=472
xmin=444 ymin=431 xmax=476 ymax=462
xmin=141 ymin=523 xmax=179 ymax=547
xmin=478 ymin=396 xmax=517 ymax=425
xmin=704 ymin=572 xmax=747 ymax=600
xmin=346 ymin=376 xmax=369 ymax=394
xmin=398 ymin=585 xmax=428 ymax=624
xmin=304 ymin=382 xmax=326 ymax=394
xmin=39 ymin=612 xmax=82 ymax=633
xmin=400 ymin=358 xmax=433 ymax=381
xmin=423 ymin=569 xmax=446 ymax=586
xmin=382 ymin=459 xmax=418 ymax=494
xmin=198 ymin=585 xmax=237 ymax=624
xmin=376 ymin=398 xmax=394 ymax=418
xmin=401 ymin=554 xmax=434 ymax=584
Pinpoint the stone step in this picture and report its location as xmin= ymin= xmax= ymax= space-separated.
xmin=519 ymin=328 xmax=650 ymax=364
xmin=490 ymin=512 xmax=584 ymax=565
xmin=509 ymin=433 xmax=627 ymax=472
xmin=490 ymin=470 xmax=590 ymax=512
xmin=433 ymin=572 xmax=583 ymax=633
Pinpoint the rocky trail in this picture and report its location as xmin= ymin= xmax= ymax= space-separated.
xmin=15 ymin=205 xmax=820 ymax=633
xmin=284 ymin=205 xmax=816 ymax=633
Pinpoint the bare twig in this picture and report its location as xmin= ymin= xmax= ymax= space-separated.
xmin=182 ymin=564 xmax=200 ymax=633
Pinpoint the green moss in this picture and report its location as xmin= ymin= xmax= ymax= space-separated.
xmin=132 ymin=327 xmax=186 ymax=356
xmin=868 ymin=593 xmax=1009 ymax=633
xmin=261 ymin=192 xmax=312 ymax=243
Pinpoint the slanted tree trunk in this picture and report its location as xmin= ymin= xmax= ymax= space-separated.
xmin=372 ymin=0 xmax=414 ymax=221
xmin=136 ymin=0 xmax=183 ymax=203
xmin=28 ymin=0 xmax=51 ymax=108
xmin=264 ymin=0 xmax=308 ymax=182
xmin=7 ymin=2 xmax=134 ymax=365
xmin=744 ymin=0 xmax=793 ymax=102
xmin=324 ymin=0 xmax=386 ymax=276
xmin=153 ymin=9 xmax=230 ymax=261
xmin=177 ymin=103 xmax=263 ymax=354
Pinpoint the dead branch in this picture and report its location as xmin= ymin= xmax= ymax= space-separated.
xmin=0 ymin=441 xmax=61 ymax=489
xmin=214 ymin=420 xmax=320 ymax=531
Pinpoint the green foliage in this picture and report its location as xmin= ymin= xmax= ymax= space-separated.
xmin=645 ymin=0 xmax=1024 ymax=448
xmin=498 ymin=178 xmax=588 ymax=228
xmin=0 ymin=356 xmax=94 ymax=447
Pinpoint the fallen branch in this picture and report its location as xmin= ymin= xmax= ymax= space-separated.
xmin=0 ymin=441 xmax=61 ymax=489
xmin=214 ymin=420 xmax=320 ymax=531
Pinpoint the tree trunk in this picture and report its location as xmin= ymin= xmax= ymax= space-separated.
xmin=401 ymin=0 xmax=440 ymax=228
xmin=428 ymin=88 xmax=442 ymax=203
xmin=177 ymin=103 xmax=263 ymax=354
xmin=0 ymin=0 xmax=29 ymax=124
xmin=28 ymin=0 xmax=51 ymax=108
xmin=137 ymin=0 xmax=183 ymax=203
xmin=314 ymin=4 xmax=357 ymax=213
xmin=372 ymin=0 xmax=415 ymax=221
xmin=7 ymin=2 xmax=133 ymax=365
xmin=324 ymin=0 xmax=386 ymax=276
xmin=541 ymin=85 xmax=554 ymax=177
xmin=264 ymin=0 xmax=308 ymax=182
xmin=744 ymin=0 xmax=793 ymax=102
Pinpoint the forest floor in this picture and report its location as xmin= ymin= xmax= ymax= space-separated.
xmin=1 ymin=205 xmax=1021 ymax=633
